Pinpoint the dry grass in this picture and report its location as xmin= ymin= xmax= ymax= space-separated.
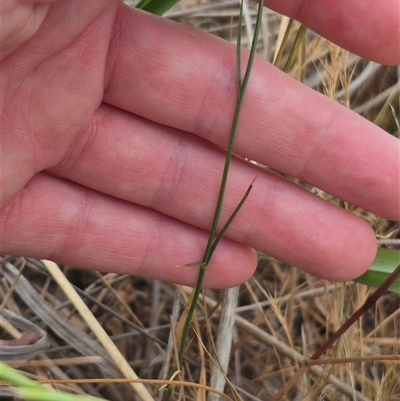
xmin=1 ymin=1 xmax=399 ymax=400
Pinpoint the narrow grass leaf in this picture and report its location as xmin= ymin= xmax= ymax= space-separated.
xmin=135 ymin=0 xmax=180 ymax=16
xmin=355 ymin=248 xmax=400 ymax=293
xmin=209 ymin=177 xmax=256 ymax=256
xmin=16 ymin=388 xmax=105 ymax=401
xmin=283 ymin=24 xmax=308 ymax=73
xmin=0 ymin=362 xmax=105 ymax=401
xmin=177 ymin=0 xmax=264 ymax=365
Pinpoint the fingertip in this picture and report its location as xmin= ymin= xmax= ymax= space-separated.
xmin=309 ymin=217 xmax=378 ymax=282
xmin=265 ymin=0 xmax=400 ymax=65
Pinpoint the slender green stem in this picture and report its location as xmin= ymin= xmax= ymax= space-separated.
xmin=283 ymin=24 xmax=308 ymax=73
xmin=177 ymin=0 xmax=264 ymax=365
xmin=273 ymin=18 xmax=294 ymax=66
xmin=209 ymin=178 xmax=256 ymax=257
xmin=137 ymin=1 xmax=264 ymax=399
xmin=236 ymin=1 xmax=243 ymax=88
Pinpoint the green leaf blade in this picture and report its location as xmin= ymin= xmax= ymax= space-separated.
xmin=355 ymin=248 xmax=400 ymax=293
xmin=135 ymin=0 xmax=180 ymax=16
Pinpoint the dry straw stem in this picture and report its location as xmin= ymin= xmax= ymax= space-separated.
xmin=17 ymin=356 xmax=104 ymax=368
xmin=32 ymin=377 xmax=236 ymax=401
xmin=42 ymin=259 xmax=154 ymax=401
xmin=208 ymin=286 xmax=239 ymax=401
xmin=0 ymin=308 xmax=47 ymax=364
xmin=183 ymin=286 xmax=372 ymax=401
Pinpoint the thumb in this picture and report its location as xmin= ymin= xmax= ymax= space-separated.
xmin=1 ymin=0 xmax=57 ymax=60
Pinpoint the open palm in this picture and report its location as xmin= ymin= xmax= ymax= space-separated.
xmin=1 ymin=0 xmax=399 ymax=287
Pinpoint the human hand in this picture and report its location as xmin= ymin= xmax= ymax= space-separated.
xmin=1 ymin=0 xmax=399 ymax=288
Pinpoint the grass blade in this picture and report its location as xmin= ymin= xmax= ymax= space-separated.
xmin=283 ymin=24 xmax=307 ymax=73
xmin=177 ymin=0 xmax=264 ymax=361
xmin=0 ymin=362 xmax=105 ymax=401
xmin=355 ymin=248 xmax=400 ymax=293
xmin=162 ymin=2 xmax=264 ymax=400
xmin=209 ymin=177 xmax=256 ymax=256
xmin=135 ymin=0 xmax=180 ymax=16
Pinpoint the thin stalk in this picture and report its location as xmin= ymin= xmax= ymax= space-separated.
xmin=162 ymin=3 xmax=264 ymax=400
xmin=273 ymin=18 xmax=294 ymax=66
xmin=175 ymin=177 xmax=255 ymax=269
xmin=209 ymin=177 xmax=256 ymax=257
xmin=177 ymin=0 xmax=263 ymax=363
xmin=271 ymin=263 xmax=400 ymax=401
xmin=283 ymin=24 xmax=308 ymax=73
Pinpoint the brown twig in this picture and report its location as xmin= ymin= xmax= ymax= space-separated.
xmin=271 ymin=264 xmax=400 ymax=401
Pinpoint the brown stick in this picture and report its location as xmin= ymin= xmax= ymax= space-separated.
xmin=271 ymin=264 xmax=400 ymax=401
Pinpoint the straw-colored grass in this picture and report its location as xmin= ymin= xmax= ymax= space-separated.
xmin=1 ymin=1 xmax=399 ymax=401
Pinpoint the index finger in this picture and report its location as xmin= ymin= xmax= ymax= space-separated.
xmin=104 ymin=5 xmax=400 ymax=221
xmin=264 ymin=0 xmax=399 ymax=65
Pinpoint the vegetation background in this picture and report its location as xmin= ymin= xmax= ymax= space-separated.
xmin=1 ymin=1 xmax=399 ymax=400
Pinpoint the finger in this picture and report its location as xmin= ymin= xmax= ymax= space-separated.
xmin=50 ymin=104 xmax=377 ymax=281
xmin=105 ymin=7 xmax=400 ymax=221
xmin=0 ymin=173 xmax=257 ymax=288
xmin=264 ymin=0 xmax=399 ymax=65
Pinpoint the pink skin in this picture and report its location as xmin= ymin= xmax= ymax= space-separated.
xmin=1 ymin=0 xmax=399 ymax=288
